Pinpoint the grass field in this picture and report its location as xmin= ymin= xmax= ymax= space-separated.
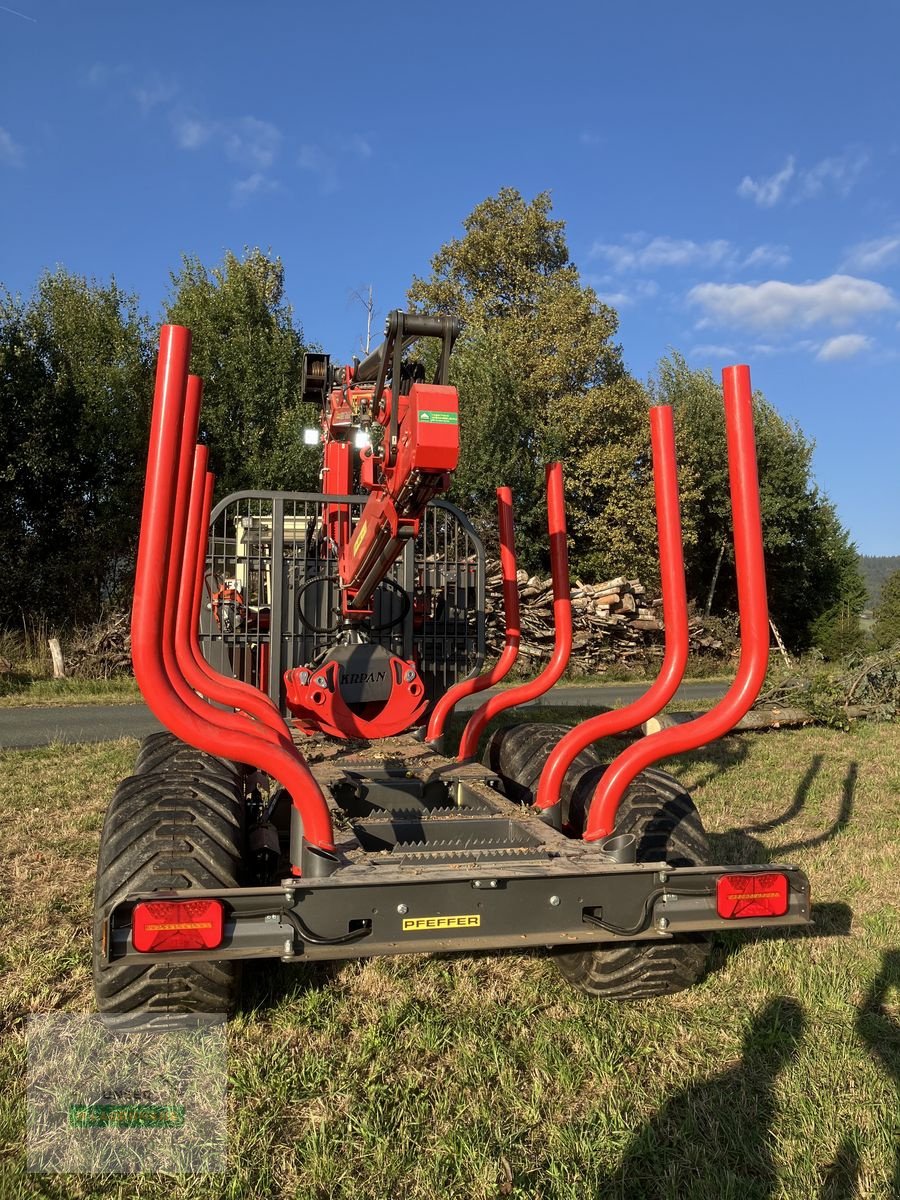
xmin=0 ymin=677 xmax=142 ymax=708
xmin=0 ymin=717 xmax=897 ymax=1198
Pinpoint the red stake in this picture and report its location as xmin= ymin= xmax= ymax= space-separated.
xmin=425 ymin=487 xmax=521 ymax=748
xmin=131 ymin=325 xmax=335 ymax=855
xmin=457 ymin=463 xmax=572 ymax=762
xmin=534 ymin=405 xmax=688 ymax=815
xmin=583 ymin=366 xmax=769 ymax=841
xmin=176 ymin=437 xmax=291 ymax=742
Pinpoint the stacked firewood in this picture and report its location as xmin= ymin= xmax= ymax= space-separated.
xmin=485 ymin=565 xmax=727 ymax=673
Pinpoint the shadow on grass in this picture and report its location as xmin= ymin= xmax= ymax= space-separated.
xmin=818 ymin=947 xmax=900 ymax=1198
xmin=708 ymin=756 xmax=858 ymax=865
xmin=238 ymin=958 xmax=338 ymax=1016
xmin=854 ymin=948 xmax=900 ymax=1196
xmin=566 ymin=996 xmax=806 ymax=1200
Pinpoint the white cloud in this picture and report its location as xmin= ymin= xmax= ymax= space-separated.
xmin=737 ymin=156 xmax=796 ymax=207
xmin=737 ymin=149 xmax=868 ymax=207
xmin=134 ymin=77 xmax=178 ymax=115
xmin=298 ymin=143 xmax=338 ymax=193
xmin=579 ymin=131 xmax=602 ymax=147
xmin=593 ymin=280 xmax=659 ymax=308
xmin=0 ymin=125 xmax=23 ymax=167
xmin=743 ymin=244 xmax=791 ymax=270
xmin=347 ymin=134 xmax=373 ymax=159
xmin=797 ymin=148 xmax=869 ymax=200
xmin=690 ymin=343 xmax=739 ymax=361
xmin=842 ymin=234 xmax=900 ymax=273
xmin=222 ymin=116 xmax=281 ymax=169
xmin=816 ymin=333 xmax=873 ymax=361
xmin=173 ymin=115 xmax=213 ymax=149
xmin=591 ymin=234 xmax=790 ymax=276
xmin=590 ymin=235 xmax=734 ymax=273
xmin=232 ymin=172 xmax=278 ymax=205
xmin=173 ymin=113 xmax=281 ymax=170
xmin=689 ymin=274 xmax=895 ymax=331
xmin=84 ymin=62 xmax=129 ymax=88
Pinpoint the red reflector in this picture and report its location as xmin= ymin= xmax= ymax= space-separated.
xmin=132 ymin=899 xmax=224 ymax=952
xmin=716 ymin=873 xmax=789 ymax=919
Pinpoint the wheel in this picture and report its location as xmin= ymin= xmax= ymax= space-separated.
xmin=553 ymin=766 xmax=712 ymax=1000
xmin=133 ymin=730 xmax=242 ymax=780
xmin=481 ymin=722 xmax=602 ymax=822
xmin=92 ymin=742 xmax=245 ymax=1023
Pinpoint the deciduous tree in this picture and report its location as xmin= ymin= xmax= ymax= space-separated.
xmin=164 ymin=248 xmax=318 ymax=496
xmin=0 ymin=269 xmax=152 ymax=625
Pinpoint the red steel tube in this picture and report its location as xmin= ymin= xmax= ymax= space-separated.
xmin=583 ymin=365 xmax=769 ymax=841
xmin=457 ymin=463 xmax=572 ymax=761
xmin=534 ymin=405 xmax=688 ymax=812
xmin=165 ymin=379 xmax=283 ymax=739
xmin=162 ymin=372 xmax=278 ymax=740
xmin=131 ymin=325 xmax=335 ymax=852
xmin=176 ymin=439 xmax=291 ymax=743
xmin=177 ymin=376 xmax=286 ymax=732
xmin=425 ymin=486 xmax=521 ymax=746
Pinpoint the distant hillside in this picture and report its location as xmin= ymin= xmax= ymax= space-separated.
xmin=860 ymin=556 xmax=900 ymax=608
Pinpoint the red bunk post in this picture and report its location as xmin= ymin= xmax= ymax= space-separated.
xmin=131 ymin=325 xmax=336 ymax=860
xmin=175 ymin=436 xmax=292 ymax=742
xmin=425 ymin=486 xmax=521 ymax=750
xmin=534 ymin=404 xmax=688 ymax=815
xmin=583 ymin=365 xmax=769 ymax=842
xmin=456 ymin=463 xmax=572 ymax=762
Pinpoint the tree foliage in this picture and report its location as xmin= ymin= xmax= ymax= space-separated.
xmin=164 ymin=248 xmax=318 ymax=496
xmin=873 ymin=569 xmax=900 ymax=649
xmin=409 ymin=189 xmax=626 ymax=569
xmin=651 ymin=352 xmax=866 ymax=649
xmin=0 ymin=269 xmax=152 ymax=625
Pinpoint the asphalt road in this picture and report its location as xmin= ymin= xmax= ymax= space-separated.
xmin=0 ymin=682 xmax=727 ymax=750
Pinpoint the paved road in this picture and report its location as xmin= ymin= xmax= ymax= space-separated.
xmin=0 ymin=682 xmax=727 ymax=750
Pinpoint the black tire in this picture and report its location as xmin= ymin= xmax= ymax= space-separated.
xmin=553 ymin=765 xmax=712 ymax=1000
xmin=92 ymin=752 xmax=244 ymax=1023
xmin=133 ymin=731 xmax=241 ymax=781
xmin=481 ymin=722 xmax=602 ymax=824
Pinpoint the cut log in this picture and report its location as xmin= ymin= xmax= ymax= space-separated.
xmin=641 ymin=705 xmax=874 ymax=735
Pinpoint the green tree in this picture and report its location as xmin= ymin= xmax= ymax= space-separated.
xmin=873 ymin=569 xmax=900 ymax=649
xmin=551 ymin=375 xmax=700 ymax=583
xmin=651 ymin=352 xmax=866 ymax=649
xmin=408 ymin=189 xmax=627 ymax=569
xmin=164 ymin=248 xmax=318 ymax=496
xmin=0 ymin=269 xmax=152 ymax=626
xmin=445 ymin=331 xmax=542 ymax=551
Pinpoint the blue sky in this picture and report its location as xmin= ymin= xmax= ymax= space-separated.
xmin=1 ymin=1 xmax=898 ymax=554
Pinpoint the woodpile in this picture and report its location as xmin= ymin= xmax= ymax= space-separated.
xmin=65 ymin=611 xmax=132 ymax=678
xmin=485 ymin=565 xmax=728 ymax=673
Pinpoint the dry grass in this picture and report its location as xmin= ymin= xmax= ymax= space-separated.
xmin=0 ymin=718 xmax=897 ymax=1198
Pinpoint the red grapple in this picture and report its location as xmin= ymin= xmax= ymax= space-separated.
xmin=284 ymin=657 xmax=428 ymax=739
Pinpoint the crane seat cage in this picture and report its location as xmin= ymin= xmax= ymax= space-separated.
xmin=199 ymin=491 xmax=486 ymax=715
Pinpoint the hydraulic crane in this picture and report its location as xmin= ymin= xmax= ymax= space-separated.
xmin=283 ymin=311 xmax=463 ymax=736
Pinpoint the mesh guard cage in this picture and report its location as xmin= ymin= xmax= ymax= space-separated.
xmin=200 ymin=493 xmax=486 ymax=714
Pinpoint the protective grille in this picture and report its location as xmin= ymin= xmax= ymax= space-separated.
xmin=200 ymin=492 xmax=485 ymax=713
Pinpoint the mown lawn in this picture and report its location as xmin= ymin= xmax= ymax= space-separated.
xmin=0 ymin=718 xmax=897 ymax=1199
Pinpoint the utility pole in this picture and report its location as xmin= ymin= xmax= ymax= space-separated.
xmin=350 ymin=285 xmax=376 ymax=355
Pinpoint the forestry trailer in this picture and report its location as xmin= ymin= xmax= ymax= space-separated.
xmin=92 ymin=314 xmax=811 ymax=1021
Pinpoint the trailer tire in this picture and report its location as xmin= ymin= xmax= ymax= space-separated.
xmin=133 ymin=731 xmax=242 ymax=782
xmin=92 ymin=758 xmax=244 ymax=1024
xmin=553 ymin=766 xmax=712 ymax=1000
xmin=481 ymin=722 xmax=602 ymax=822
